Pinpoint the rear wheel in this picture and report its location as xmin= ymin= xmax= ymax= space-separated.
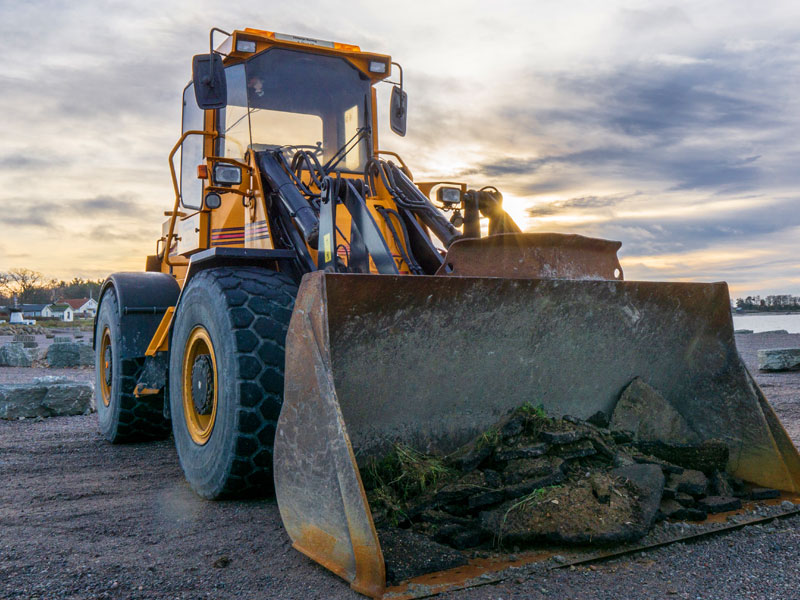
xmin=169 ymin=267 xmax=297 ymax=499
xmin=95 ymin=288 xmax=170 ymax=442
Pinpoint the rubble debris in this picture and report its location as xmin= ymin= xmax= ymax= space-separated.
xmin=710 ymin=470 xmax=735 ymax=497
xmin=668 ymin=470 xmax=708 ymax=497
xmin=480 ymin=473 xmax=649 ymax=545
xmin=750 ymin=488 xmax=780 ymax=501
xmin=586 ymin=410 xmax=610 ymax=428
xmin=610 ymin=464 xmax=665 ymax=530
xmin=610 ymin=378 xmax=699 ymax=444
xmin=634 ymin=439 xmax=729 ymax=474
xmin=697 ymin=496 xmax=742 ymax=514
xmin=378 ymin=528 xmax=467 ymax=586
xmin=364 ymin=398 xmax=771 ymax=571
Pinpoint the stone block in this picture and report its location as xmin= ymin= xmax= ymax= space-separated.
xmin=47 ymin=343 xmax=94 ymax=367
xmin=0 ymin=342 xmax=32 ymax=367
xmin=0 ymin=381 xmax=93 ymax=419
xmin=53 ymin=336 xmax=72 ymax=343
xmin=758 ymin=348 xmax=800 ymax=372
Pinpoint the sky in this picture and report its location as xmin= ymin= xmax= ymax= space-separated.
xmin=1 ymin=1 xmax=798 ymax=298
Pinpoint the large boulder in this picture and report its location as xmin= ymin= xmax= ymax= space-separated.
xmin=758 ymin=348 xmax=800 ymax=372
xmin=0 ymin=380 xmax=94 ymax=419
xmin=46 ymin=342 xmax=94 ymax=367
xmin=610 ymin=378 xmax=699 ymax=444
xmin=0 ymin=342 xmax=33 ymax=367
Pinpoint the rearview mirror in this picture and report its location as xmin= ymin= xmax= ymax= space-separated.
xmin=390 ymin=85 xmax=407 ymax=136
xmin=192 ymin=53 xmax=227 ymax=110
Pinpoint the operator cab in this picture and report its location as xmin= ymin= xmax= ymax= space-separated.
xmin=218 ymin=49 xmax=373 ymax=173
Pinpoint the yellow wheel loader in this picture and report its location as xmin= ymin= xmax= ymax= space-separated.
xmin=94 ymin=27 xmax=800 ymax=598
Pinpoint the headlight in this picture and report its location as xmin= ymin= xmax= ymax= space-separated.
xmin=437 ymin=186 xmax=462 ymax=205
xmin=369 ymin=61 xmax=387 ymax=74
xmin=236 ymin=40 xmax=257 ymax=53
xmin=204 ymin=192 xmax=222 ymax=209
xmin=213 ymin=164 xmax=242 ymax=186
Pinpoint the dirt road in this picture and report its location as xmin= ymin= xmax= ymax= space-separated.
xmin=1 ymin=333 xmax=799 ymax=599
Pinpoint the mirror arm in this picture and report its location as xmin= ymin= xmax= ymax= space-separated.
xmin=209 ymin=27 xmax=232 ymax=56
xmin=389 ymin=62 xmax=404 ymax=92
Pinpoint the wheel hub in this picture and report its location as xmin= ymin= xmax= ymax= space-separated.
xmin=103 ymin=345 xmax=113 ymax=387
xmin=191 ymin=354 xmax=215 ymax=415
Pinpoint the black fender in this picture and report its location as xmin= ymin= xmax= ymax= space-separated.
xmin=182 ymin=247 xmax=300 ymax=289
xmin=93 ymin=272 xmax=181 ymax=359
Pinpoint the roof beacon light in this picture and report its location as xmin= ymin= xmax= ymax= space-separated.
xmin=236 ymin=39 xmax=257 ymax=53
xmin=369 ymin=61 xmax=387 ymax=74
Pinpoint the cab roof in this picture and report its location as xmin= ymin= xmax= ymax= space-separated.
xmin=217 ymin=28 xmax=394 ymax=82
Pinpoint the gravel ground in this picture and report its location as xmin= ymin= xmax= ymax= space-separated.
xmin=1 ymin=333 xmax=799 ymax=599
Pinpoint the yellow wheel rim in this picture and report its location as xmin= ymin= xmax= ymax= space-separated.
xmin=99 ymin=327 xmax=112 ymax=408
xmin=182 ymin=326 xmax=218 ymax=445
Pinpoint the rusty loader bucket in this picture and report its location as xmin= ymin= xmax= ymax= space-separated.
xmin=274 ymin=266 xmax=800 ymax=597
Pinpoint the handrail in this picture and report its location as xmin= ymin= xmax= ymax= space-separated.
xmin=165 ymin=129 xmax=210 ymax=267
xmin=165 ymin=131 xmax=253 ymax=267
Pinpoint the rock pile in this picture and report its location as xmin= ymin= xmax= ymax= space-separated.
xmin=0 ymin=324 xmax=47 ymax=335
xmin=365 ymin=378 xmax=771 ymax=581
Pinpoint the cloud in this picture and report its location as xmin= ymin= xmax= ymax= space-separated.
xmin=527 ymin=192 xmax=640 ymax=216
xmin=0 ymin=193 xmax=146 ymax=231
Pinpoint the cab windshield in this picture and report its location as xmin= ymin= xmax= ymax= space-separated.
xmin=219 ymin=48 xmax=372 ymax=171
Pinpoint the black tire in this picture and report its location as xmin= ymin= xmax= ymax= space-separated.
xmin=95 ymin=288 xmax=170 ymax=442
xmin=169 ymin=267 xmax=297 ymax=499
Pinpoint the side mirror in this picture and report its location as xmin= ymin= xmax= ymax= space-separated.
xmin=390 ymin=85 xmax=407 ymax=137
xmin=192 ymin=53 xmax=227 ymax=110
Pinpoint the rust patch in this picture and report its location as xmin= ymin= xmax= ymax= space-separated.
xmin=381 ymin=551 xmax=553 ymax=599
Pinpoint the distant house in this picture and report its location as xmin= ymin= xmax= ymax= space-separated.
xmin=62 ymin=297 xmax=98 ymax=318
xmin=21 ymin=304 xmax=48 ymax=318
xmin=43 ymin=303 xmax=74 ymax=322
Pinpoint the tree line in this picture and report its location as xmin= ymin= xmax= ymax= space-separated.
xmin=0 ymin=268 xmax=103 ymax=306
xmin=735 ymin=295 xmax=800 ymax=312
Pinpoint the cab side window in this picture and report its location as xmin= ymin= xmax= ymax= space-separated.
xmin=180 ymin=84 xmax=204 ymax=210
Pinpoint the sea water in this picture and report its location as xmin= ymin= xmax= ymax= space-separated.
xmin=732 ymin=313 xmax=800 ymax=334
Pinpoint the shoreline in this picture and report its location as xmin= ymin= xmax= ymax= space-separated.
xmin=733 ymin=311 xmax=800 ymax=316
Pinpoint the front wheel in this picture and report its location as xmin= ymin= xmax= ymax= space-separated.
xmin=169 ymin=267 xmax=297 ymax=499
